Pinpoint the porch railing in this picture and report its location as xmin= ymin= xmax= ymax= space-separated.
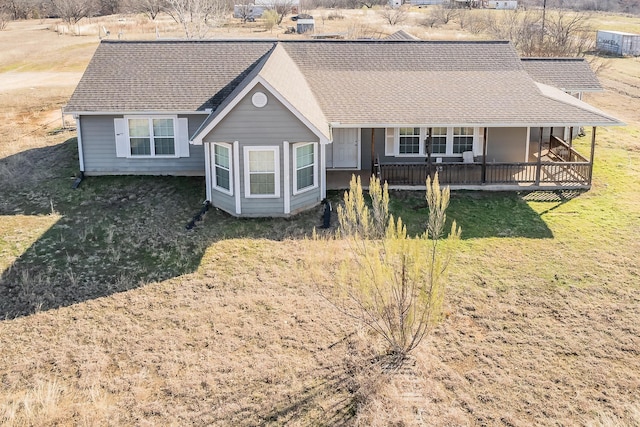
xmin=549 ymin=135 xmax=589 ymax=163
xmin=378 ymin=161 xmax=591 ymax=186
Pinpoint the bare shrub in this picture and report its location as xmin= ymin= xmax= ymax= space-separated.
xmin=0 ymin=13 xmax=8 ymax=29
xmin=346 ymin=22 xmax=383 ymax=38
xmin=334 ymin=174 xmax=461 ymax=360
xmin=379 ymin=5 xmax=408 ymax=26
xmin=326 ymin=8 xmax=344 ymax=19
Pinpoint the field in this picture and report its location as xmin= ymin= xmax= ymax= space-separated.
xmin=1 ymin=9 xmax=640 ymax=426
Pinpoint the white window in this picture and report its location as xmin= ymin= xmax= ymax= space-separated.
xmin=430 ymin=127 xmax=448 ymax=155
xmin=398 ymin=127 xmax=421 ymax=155
xmin=115 ymin=116 xmax=190 ymax=158
xmin=128 ymin=117 xmax=176 ymax=156
xmin=213 ymin=143 xmax=232 ymax=195
xmin=388 ymin=127 xmax=479 ymax=158
xmin=244 ymin=146 xmax=280 ymax=198
xmin=453 ymin=127 xmax=474 ymax=154
xmin=293 ymin=142 xmax=317 ymax=194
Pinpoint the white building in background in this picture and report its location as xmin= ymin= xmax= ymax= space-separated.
xmin=596 ymin=30 xmax=640 ymax=56
xmin=486 ymin=0 xmax=517 ymax=9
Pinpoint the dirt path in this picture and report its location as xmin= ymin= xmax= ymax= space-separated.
xmin=0 ymin=71 xmax=83 ymax=92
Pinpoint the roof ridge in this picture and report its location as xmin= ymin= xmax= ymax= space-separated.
xmin=99 ymin=39 xmax=511 ymax=45
xmin=521 ymin=57 xmax=586 ymax=61
xmin=100 ymin=39 xmax=278 ymax=44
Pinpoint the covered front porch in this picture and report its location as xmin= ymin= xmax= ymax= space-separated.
xmin=326 ymin=127 xmax=597 ymax=190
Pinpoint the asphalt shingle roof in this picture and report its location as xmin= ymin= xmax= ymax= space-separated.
xmin=66 ymin=40 xmax=274 ymax=112
xmin=66 ymin=39 xmax=621 ymax=128
xmin=520 ymin=58 xmax=603 ymax=92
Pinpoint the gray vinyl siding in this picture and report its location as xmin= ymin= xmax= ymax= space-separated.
xmin=530 ymin=126 xmax=566 ymax=143
xmin=361 ymin=128 xmax=381 ymax=168
xmin=486 ymin=127 xmax=528 ymax=162
xmin=203 ymin=85 xmax=319 ymax=217
xmin=202 ymin=84 xmax=317 ymax=144
xmin=211 ymin=189 xmax=235 ymax=214
xmin=80 ymin=114 xmax=206 ymax=175
xmin=325 ymin=144 xmax=333 ymax=168
xmin=290 ymin=188 xmax=321 ymax=213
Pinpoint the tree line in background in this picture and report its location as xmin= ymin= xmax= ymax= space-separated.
xmin=1 ymin=0 xmax=637 ymax=24
xmin=0 ymin=0 xmax=636 ymax=49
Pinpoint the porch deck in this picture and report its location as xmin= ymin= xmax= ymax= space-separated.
xmin=327 ymin=136 xmax=593 ymax=191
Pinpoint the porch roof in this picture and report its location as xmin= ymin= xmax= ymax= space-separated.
xmin=520 ymin=58 xmax=603 ymax=93
xmin=281 ymin=41 xmax=622 ymax=128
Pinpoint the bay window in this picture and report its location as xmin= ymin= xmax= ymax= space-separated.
xmin=213 ymin=143 xmax=232 ymax=194
xmin=244 ymin=146 xmax=280 ymax=198
xmin=293 ymin=142 xmax=317 ymax=194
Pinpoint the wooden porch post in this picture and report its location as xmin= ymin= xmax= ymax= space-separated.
xmin=370 ymin=128 xmax=376 ymax=173
xmin=589 ymin=126 xmax=597 ymax=186
xmin=426 ymin=127 xmax=433 ymax=180
xmin=535 ymin=127 xmax=543 ymax=185
xmin=568 ymin=126 xmax=573 ymax=148
xmin=482 ymin=127 xmax=488 ymax=183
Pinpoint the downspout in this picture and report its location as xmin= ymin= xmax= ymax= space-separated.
xmin=72 ymin=115 xmax=85 ymax=189
xmin=589 ymin=126 xmax=597 ymax=186
xmin=75 ymin=116 xmax=85 ymax=173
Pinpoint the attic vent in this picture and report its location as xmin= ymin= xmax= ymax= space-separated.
xmin=252 ymin=92 xmax=268 ymax=108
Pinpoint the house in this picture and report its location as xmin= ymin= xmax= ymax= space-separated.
xmin=520 ymin=57 xmax=604 ymax=140
xmin=596 ymin=30 xmax=640 ymax=57
xmin=65 ymin=39 xmax=623 ymax=218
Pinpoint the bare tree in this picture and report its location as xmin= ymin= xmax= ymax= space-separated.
xmin=133 ymin=0 xmax=166 ymax=19
xmin=1 ymin=0 xmax=42 ymax=19
xmin=426 ymin=4 xmax=458 ymax=26
xmin=165 ymin=0 xmax=227 ymax=38
xmin=484 ymin=9 xmax=593 ymax=57
xmin=540 ymin=11 xmax=593 ymax=56
xmin=234 ymin=0 xmax=257 ymax=23
xmin=379 ymin=5 xmax=408 ymax=26
xmin=265 ymin=0 xmax=296 ymax=25
xmin=50 ymin=0 xmax=95 ymax=24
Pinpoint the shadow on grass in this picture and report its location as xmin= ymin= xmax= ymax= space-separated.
xmin=0 ymin=138 xmax=335 ymax=319
xmin=389 ymin=190 xmax=560 ymax=239
xmin=1 ymin=138 xmax=579 ymax=318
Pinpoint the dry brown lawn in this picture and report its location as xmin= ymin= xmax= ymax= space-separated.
xmin=1 ymin=10 xmax=639 ymax=426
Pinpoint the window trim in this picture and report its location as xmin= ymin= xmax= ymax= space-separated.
xmin=124 ymin=115 xmax=179 ymax=158
xmin=212 ymin=142 xmax=233 ymax=196
xmin=243 ymin=146 xmax=280 ymax=199
xmin=292 ymin=142 xmax=318 ymax=195
xmin=452 ymin=126 xmax=475 ymax=154
xmin=397 ymin=127 xmax=422 ymax=156
xmin=394 ymin=128 xmax=425 ymax=157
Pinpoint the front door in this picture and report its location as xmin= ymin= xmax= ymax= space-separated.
xmin=333 ymin=128 xmax=360 ymax=169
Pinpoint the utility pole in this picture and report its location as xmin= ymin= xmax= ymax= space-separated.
xmin=541 ymin=0 xmax=547 ymax=47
